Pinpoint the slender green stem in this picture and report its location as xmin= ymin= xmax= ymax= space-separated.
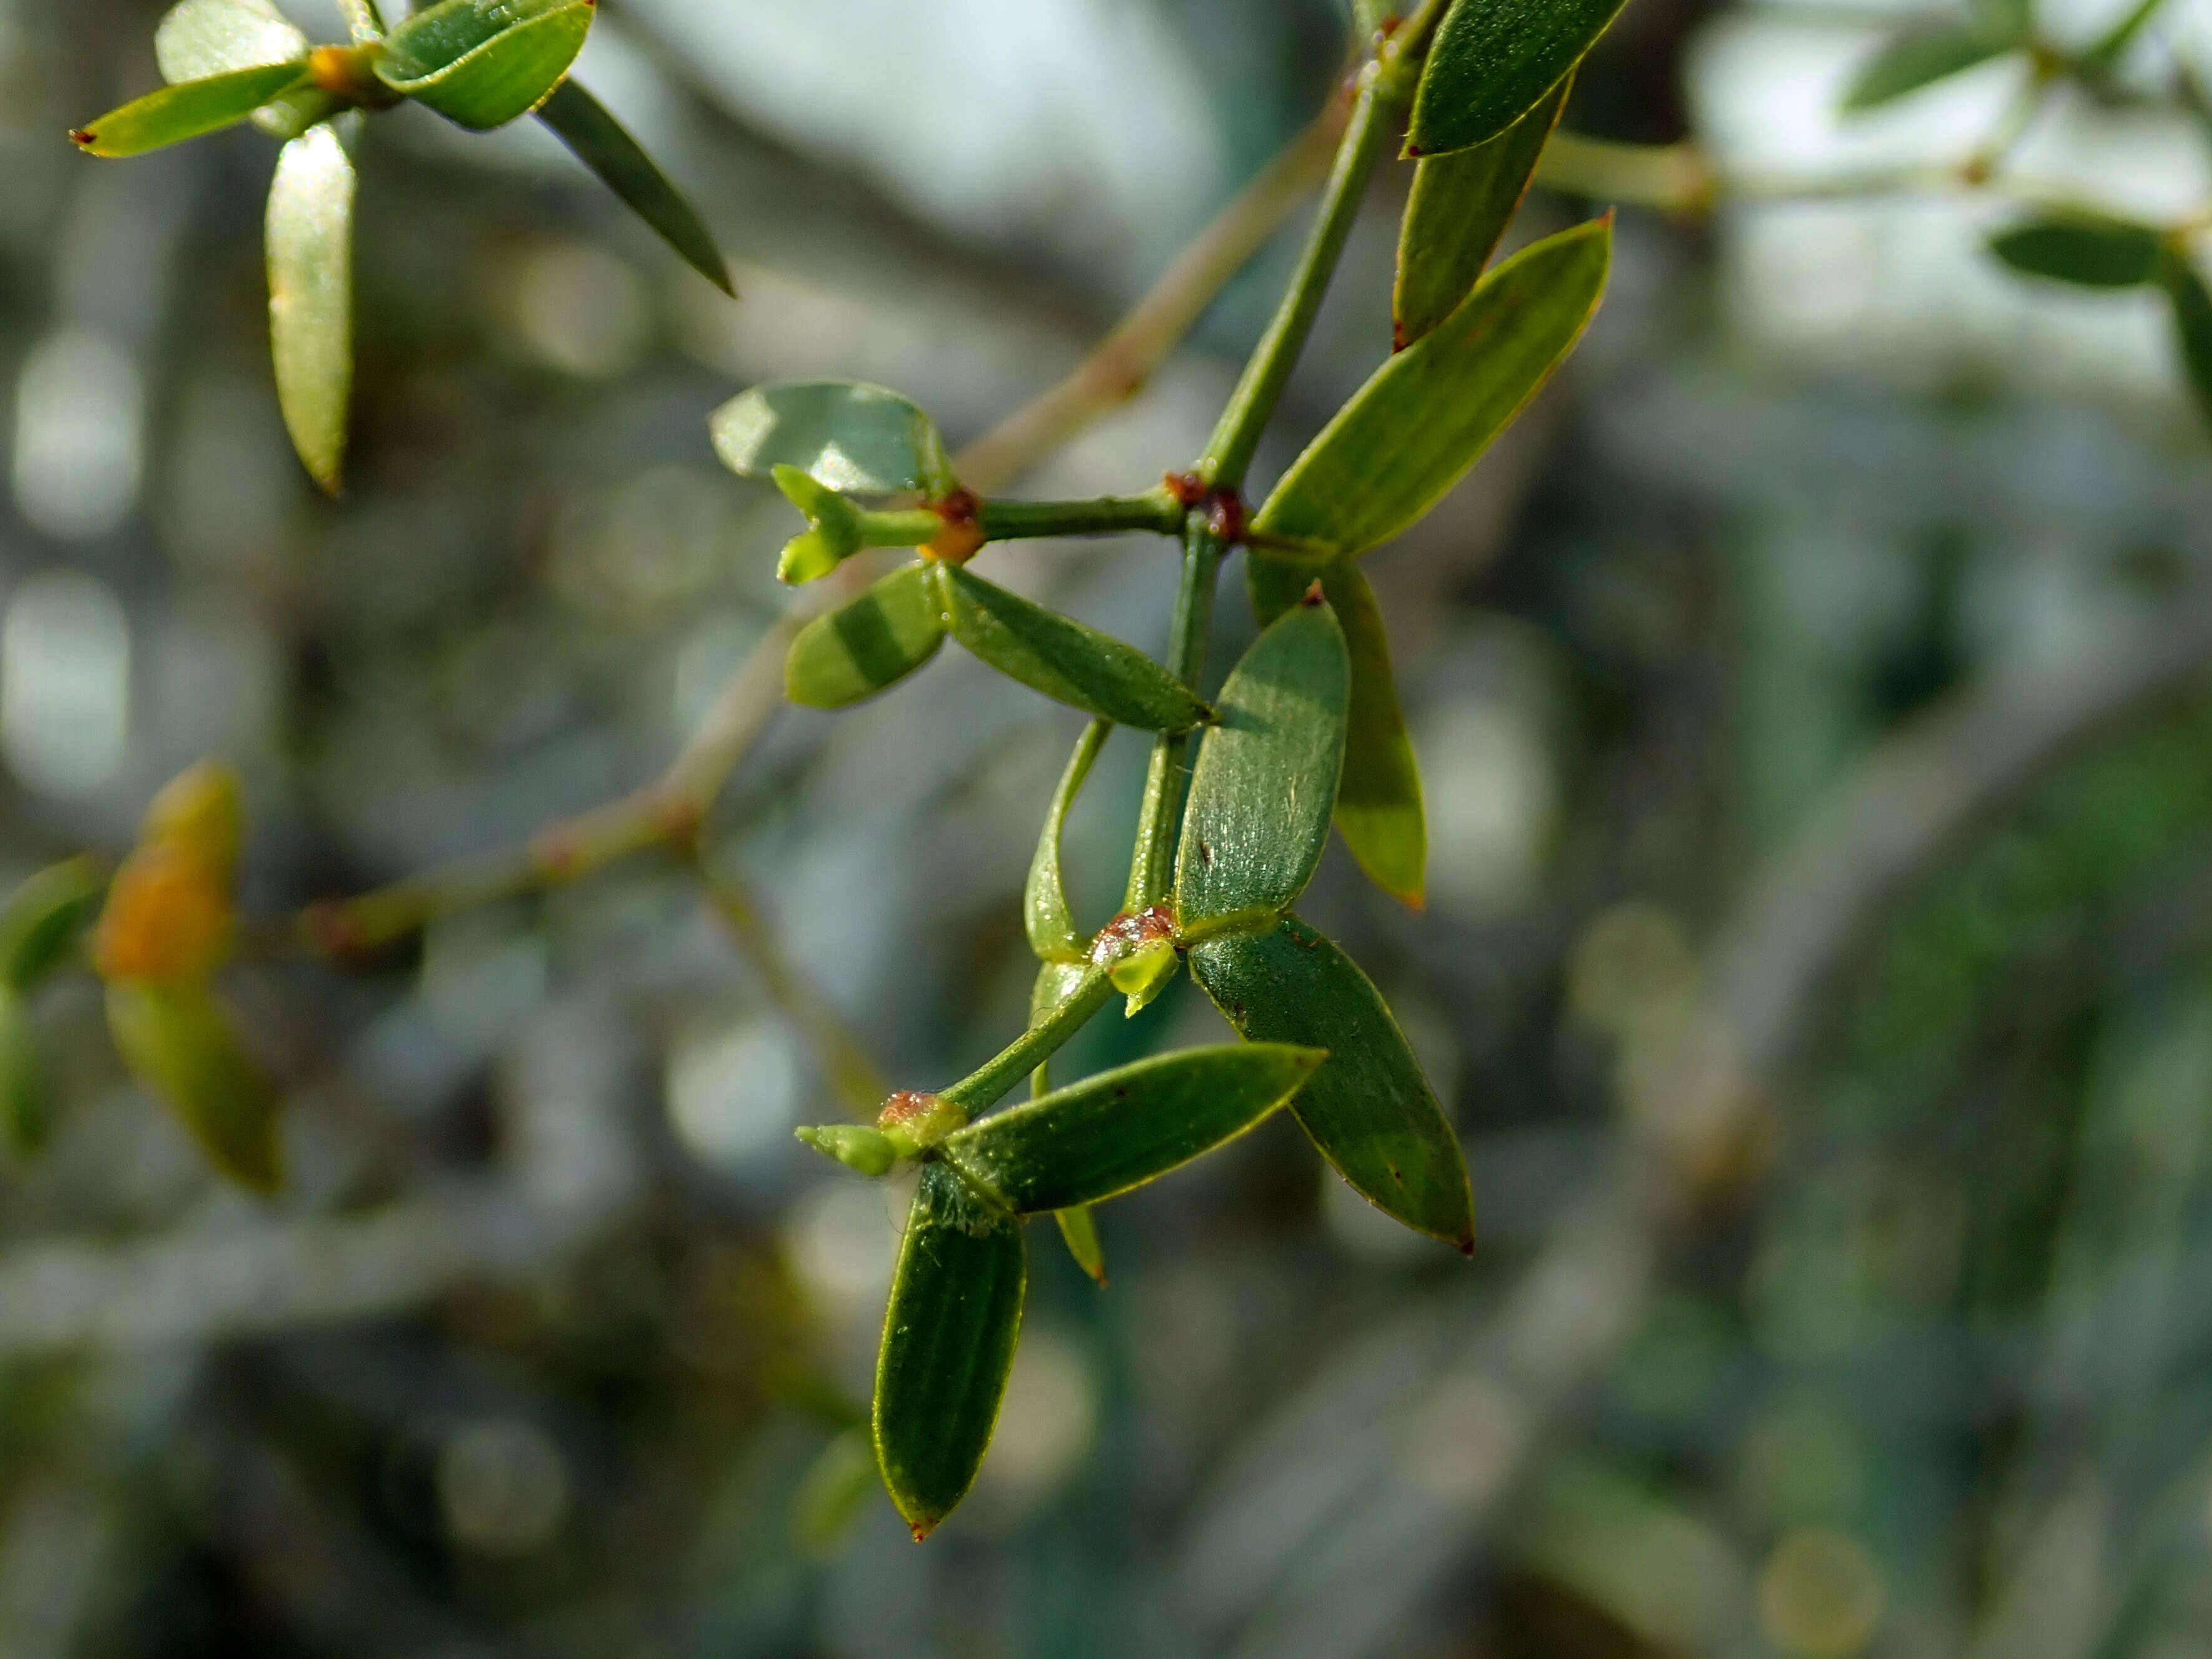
xmin=1124 ymin=518 xmax=1226 ymax=910
xmin=2086 ymin=0 xmax=2168 ymax=66
xmin=979 ymin=491 xmax=1183 ymax=542
xmin=941 ymin=966 xmax=1114 ymax=1115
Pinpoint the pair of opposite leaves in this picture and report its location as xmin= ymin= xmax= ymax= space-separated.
xmin=78 ymin=0 xmax=730 ymax=492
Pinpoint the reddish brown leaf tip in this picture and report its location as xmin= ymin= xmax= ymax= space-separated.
xmin=1391 ymin=322 xmax=1409 ymax=353
xmin=1455 ymin=1234 xmax=1476 ymax=1257
xmin=1301 ymin=580 xmax=1326 ymax=607
xmin=908 ymin=1519 xmax=936 ymax=1543
xmin=69 ymin=129 xmax=94 ymax=148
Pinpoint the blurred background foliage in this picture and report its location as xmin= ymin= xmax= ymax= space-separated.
xmin=6 ymin=0 xmax=2212 ymax=1655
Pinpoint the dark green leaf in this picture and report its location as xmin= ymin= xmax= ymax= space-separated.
xmin=0 ymin=987 xmax=49 ymax=1157
xmin=72 ymin=63 xmax=310 ymax=156
xmin=1027 ymin=720 xmax=1108 ymax=961
xmin=1840 ymin=25 xmax=2008 ymax=112
xmin=375 ymin=0 xmax=592 ymax=130
xmin=535 ymin=79 xmax=733 ymax=294
xmin=940 ymin=566 xmax=1205 ymax=733
xmin=1394 ymin=74 xmax=1568 ymax=348
xmin=2158 ymin=251 xmax=2212 ymax=432
xmin=1252 ymin=218 xmax=1611 ymax=558
xmin=1174 ymin=601 xmax=1349 ymax=940
xmin=1190 ymin=916 xmax=1473 ymax=1249
xmin=155 ymin=0 xmax=308 ymax=82
xmin=267 ymin=123 xmax=355 ymax=494
xmin=940 ymin=1042 xmax=1323 ymax=1214
xmin=1988 ymin=215 xmax=2163 ymax=288
xmin=1251 ymin=559 xmax=1425 ymax=907
xmin=711 ymin=378 xmax=956 ymax=499
xmin=873 ymin=1162 xmax=1025 ymax=1539
xmin=784 ymin=563 xmax=946 ymax=709
xmin=1406 ymin=0 xmax=1624 ymax=158
xmin=106 ymin=982 xmax=282 ymax=1192
xmin=0 ymin=855 xmax=108 ymax=990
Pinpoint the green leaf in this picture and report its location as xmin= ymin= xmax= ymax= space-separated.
xmin=793 ymin=1426 xmax=878 ymax=1556
xmin=1988 ymin=214 xmax=2163 ymax=288
xmin=1027 ymin=720 xmax=1108 ymax=961
xmin=72 ymin=63 xmax=310 ymax=157
xmin=155 ymin=0 xmax=309 ymax=82
xmin=1251 ymin=559 xmax=1425 ymax=907
xmin=0 ymin=987 xmax=49 ymax=1157
xmin=1406 ymin=0 xmax=1624 ymax=158
xmin=711 ymin=378 xmax=957 ymax=499
xmin=873 ymin=1162 xmax=1025 ymax=1539
xmin=940 ymin=566 xmax=1205 ymax=733
xmin=783 ymin=562 xmax=947 ymax=709
xmin=2158 ymin=251 xmax=2212 ymax=432
xmin=106 ymin=981 xmax=282 ymax=1192
xmin=1252 ymin=218 xmax=1611 ymax=558
xmin=0 ymin=856 xmax=108 ymax=990
xmin=535 ymin=80 xmax=733 ymax=294
xmin=1394 ymin=74 xmax=1568 ymax=349
xmin=1189 ymin=916 xmax=1473 ymax=1250
xmin=1174 ymin=601 xmax=1349 ymax=941
xmin=375 ymin=0 xmax=592 ymax=130
xmin=1026 ymin=963 xmax=1111 ymax=1286
xmin=938 ymin=1043 xmax=1323 ymax=1214
xmin=267 ymin=123 xmax=355 ymax=494
xmin=1840 ymin=25 xmax=2008 ymax=111
xmin=1053 ymin=1204 xmax=1107 ymax=1286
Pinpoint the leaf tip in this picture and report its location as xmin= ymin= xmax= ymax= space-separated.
xmin=68 ymin=128 xmax=96 ymax=151
xmin=1301 ymin=579 xmax=1326 ymax=607
xmin=1454 ymin=1232 xmax=1475 ymax=1258
xmin=907 ymin=1516 xmax=938 ymax=1543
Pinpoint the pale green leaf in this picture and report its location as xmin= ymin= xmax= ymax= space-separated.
xmin=1026 ymin=720 xmax=1107 ymax=961
xmin=73 ymin=63 xmax=310 ymax=156
xmin=712 ymin=378 xmax=956 ymax=499
xmin=267 ymin=123 xmax=356 ymax=494
xmin=783 ymin=563 xmax=946 ymax=708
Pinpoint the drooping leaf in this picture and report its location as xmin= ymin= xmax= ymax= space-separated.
xmin=1174 ymin=601 xmax=1349 ymax=941
xmin=1027 ymin=721 xmax=1109 ymax=961
xmin=375 ymin=0 xmax=592 ymax=130
xmin=940 ymin=566 xmax=1205 ymax=733
xmin=1053 ymin=1204 xmax=1107 ymax=1286
xmin=711 ymin=379 xmax=957 ymax=499
xmin=792 ymin=1426 xmax=878 ymax=1555
xmin=1988 ymin=214 xmax=2163 ymax=288
xmin=0 ymin=987 xmax=48 ymax=1156
xmin=1840 ymin=24 xmax=2009 ymax=111
xmin=1252 ymin=218 xmax=1611 ymax=559
xmin=0 ymin=856 xmax=107 ymax=990
xmin=1026 ymin=960 xmax=1108 ymax=1282
xmin=1190 ymin=916 xmax=1473 ymax=1249
xmin=72 ymin=63 xmax=310 ymax=156
xmin=939 ymin=1043 xmax=1323 ymax=1214
xmin=267 ymin=123 xmax=355 ymax=494
xmin=1406 ymin=0 xmax=1624 ymax=158
xmin=1251 ymin=558 xmax=1425 ymax=907
xmin=2158 ymin=251 xmax=2212 ymax=431
xmin=155 ymin=0 xmax=310 ymax=81
xmin=106 ymin=981 xmax=282 ymax=1192
xmin=783 ymin=562 xmax=946 ymax=708
xmin=535 ymin=80 xmax=733 ymax=294
xmin=1394 ymin=75 xmax=1568 ymax=349
xmin=873 ymin=1162 xmax=1025 ymax=1539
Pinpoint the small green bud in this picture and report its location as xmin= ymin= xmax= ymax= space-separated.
xmin=1110 ymin=937 xmax=1179 ymax=1015
xmin=1090 ymin=904 xmax=1180 ymax=1017
xmin=796 ymin=1123 xmax=898 ymax=1177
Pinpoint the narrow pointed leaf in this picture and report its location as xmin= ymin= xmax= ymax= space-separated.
xmin=106 ymin=981 xmax=282 ymax=1192
xmin=1251 ymin=559 xmax=1424 ymax=907
xmin=1053 ymin=1204 xmax=1107 ymax=1286
xmin=1190 ymin=916 xmax=1473 ymax=1249
xmin=376 ymin=0 xmax=592 ymax=130
xmin=784 ymin=563 xmax=946 ymax=708
xmin=1840 ymin=25 xmax=2007 ymax=111
xmin=155 ymin=0 xmax=310 ymax=83
xmin=268 ymin=123 xmax=355 ymax=494
xmin=535 ymin=80 xmax=732 ymax=293
xmin=1027 ymin=720 xmax=1108 ymax=961
xmin=1988 ymin=214 xmax=2162 ymax=287
xmin=1027 ymin=962 xmax=1109 ymax=1284
xmin=939 ymin=1043 xmax=1323 ymax=1214
xmin=2158 ymin=251 xmax=2212 ymax=431
xmin=712 ymin=379 xmax=956 ymax=498
xmin=0 ymin=856 xmax=108 ymax=990
xmin=941 ymin=566 xmax=1204 ymax=733
xmin=873 ymin=1162 xmax=1025 ymax=1538
xmin=72 ymin=63 xmax=309 ymax=156
xmin=1407 ymin=0 xmax=1623 ymax=157
xmin=793 ymin=1426 xmax=878 ymax=1555
xmin=0 ymin=987 xmax=49 ymax=1156
xmin=1174 ymin=601 xmax=1349 ymax=940
xmin=1395 ymin=75 xmax=1568 ymax=348
xmin=1252 ymin=218 xmax=1610 ymax=559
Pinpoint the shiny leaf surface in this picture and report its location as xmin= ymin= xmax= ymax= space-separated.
xmin=783 ymin=563 xmax=946 ymax=708
xmin=940 ymin=566 xmax=1205 ymax=733
xmin=535 ymin=80 xmax=732 ymax=293
xmin=873 ymin=1163 xmax=1025 ymax=1538
xmin=939 ymin=1043 xmax=1324 ymax=1214
xmin=1190 ymin=916 xmax=1473 ymax=1249
xmin=73 ymin=63 xmax=309 ymax=156
xmin=1989 ymin=215 xmax=2163 ymax=288
xmin=711 ymin=378 xmax=956 ymax=498
xmin=106 ymin=982 xmax=282 ymax=1192
xmin=267 ymin=123 xmax=355 ymax=494
xmin=1252 ymin=218 xmax=1610 ymax=558
xmin=1841 ymin=25 xmax=2008 ymax=111
xmin=1174 ymin=601 xmax=1349 ymax=940
xmin=1027 ymin=720 xmax=1108 ymax=961
xmin=1394 ymin=75 xmax=1567 ymax=348
xmin=1251 ymin=558 xmax=1425 ymax=906
xmin=376 ymin=0 xmax=591 ymax=129
xmin=1407 ymin=0 xmax=1625 ymax=157
xmin=0 ymin=856 xmax=108 ymax=990
xmin=155 ymin=0 xmax=308 ymax=82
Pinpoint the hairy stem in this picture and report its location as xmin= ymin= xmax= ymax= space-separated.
xmin=941 ymin=966 xmax=1115 ymax=1115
